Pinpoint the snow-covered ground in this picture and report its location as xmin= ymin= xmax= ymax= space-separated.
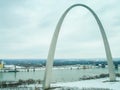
xmin=51 ymin=77 xmax=120 ymax=90
xmin=25 ymin=77 xmax=120 ymax=90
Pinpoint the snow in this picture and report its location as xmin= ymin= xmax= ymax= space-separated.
xmin=51 ymin=78 xmax=120 ymax=90
xmin=4 ymin=65 xmax=24 ymax=69
xmin=24 ymin=78 xmax=120 ymax=90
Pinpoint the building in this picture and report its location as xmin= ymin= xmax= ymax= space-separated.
xmin=0 ymin=60 xmax=4 ymax=69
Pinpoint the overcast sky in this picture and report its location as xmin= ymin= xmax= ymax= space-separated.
xmin=0 ymin=0 xmax=120 ymax=59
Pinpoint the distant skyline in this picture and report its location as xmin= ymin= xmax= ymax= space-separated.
xmin=0 ymin=0 xmax=120 ymax=59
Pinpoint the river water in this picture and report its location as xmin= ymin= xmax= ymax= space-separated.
xmin=0 ymin=67 xmax=119 ymax=82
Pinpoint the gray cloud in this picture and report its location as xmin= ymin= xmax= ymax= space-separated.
xmin=0 ymin=0 xmax=120 ymax=58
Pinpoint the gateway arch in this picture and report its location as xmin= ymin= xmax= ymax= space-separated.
xmin=43 ymin=4 xmax=116 ymax=89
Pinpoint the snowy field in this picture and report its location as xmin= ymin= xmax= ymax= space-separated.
xmin=51 ymin=77 xmax=120 ymax=90
xmin=22 ymin=77 xmax=120 ymax=90
xmin=1 ymin=78 xmax=119 ymax=90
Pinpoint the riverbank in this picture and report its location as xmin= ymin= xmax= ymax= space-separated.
xmin=26 ymin=77 xmax=120 ymax=90
xmin=1 ymin=74 xmax=120 ymax=89
xmin=19 ymin=77 xmax=120 ymax=90
xmin=52 ymin=77 xmax=120 ymax=90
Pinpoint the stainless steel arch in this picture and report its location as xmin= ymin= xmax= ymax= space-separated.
xmin=43 ymin=4 xmax=116 ymax=89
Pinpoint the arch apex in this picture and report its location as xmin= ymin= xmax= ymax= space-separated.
xmin=43 ymin=4 xmax=116 ymax=89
